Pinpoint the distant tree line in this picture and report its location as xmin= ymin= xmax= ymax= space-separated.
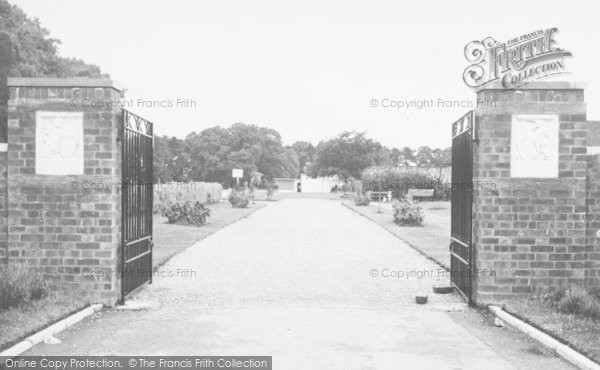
xmin=155 ymin=127 xmax=451 ymax=186
xmin=154 ymin=123 xmax=299 ymax=187
xmin=1 ymin=1 xmax=451 ymax=186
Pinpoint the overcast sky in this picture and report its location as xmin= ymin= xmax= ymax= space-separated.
xmin=10 ymin=0 xmax=600 ymax=148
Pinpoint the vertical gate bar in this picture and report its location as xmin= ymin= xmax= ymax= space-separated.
xmin=144 ymin=135 xmax=147 ymax=235
xmin=125 ymin=125 xmax=129 ymax=296
xmin=136 ymin=131 xmax=139 ymax=242
xmin=144 ymin=134 xmax=146 ymax=241
xmin=127 ymin=119 xmax=132 ymax=294
xmin=133 ymin=131 xmax=137 ymax=243
xmin=147 ymin=132 xmax=152 ymax=284
xmin=127 ymin=128 xmax=130 ymax=249
xmin=138 ymin=132 xmax=142 ymax=239
xmin=141 ymin=134 xmax=144 ymax=251
xmin=133 ymin=131 xmax=137 ymax=242
xmin=148 ymin=123 xmax=154 ymax=282
xmin=128 ymin=128 xmax=131 ymax=244
xmin=129 ymin=129 xmax=133 ymax=246
xmin=468 ymin=112 xmax=474 ymax=304
xmin=137 ymin=132 xmax=141 ymax=241
xmin=142 ymin=135 xmax=145 ymax=236
xmin=136 ymin=133 xmax=141 ymax=289
xmin=136 ymin=132 xmax=139 ymax=241
xmin=120 ymin=110 xmax=125 ymax=303
xmin=146 ymin=135 xmax=150 ymax=234
xmin=143 ymin=133 xmax=146 ymax=283
xmin=129 ymin=127 xmax=133 ymax=292
xmin=130 ymin=129 xmax=133 ymax=245
xmin=138 ymin=132 xmax=142 ymax=283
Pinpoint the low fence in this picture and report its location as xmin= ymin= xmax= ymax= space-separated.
xmin=394 ymin=166 xmax=451 ymax=183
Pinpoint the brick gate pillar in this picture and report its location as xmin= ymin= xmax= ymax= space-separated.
xmin=6 ymin=78 xmax=123 ymax=305
xmin=470 ymin=81 xmax=599 ymax=305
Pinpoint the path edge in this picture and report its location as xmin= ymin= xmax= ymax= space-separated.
xmin=0 ymin=303 xmax=103 ymax=363
xmin=152 ymin=202 xmax=267 ymax=273
xmin=341 ymin=202 xmax=449 ymax=271
xmin=489 ymin=305 xmax=600 ymax=370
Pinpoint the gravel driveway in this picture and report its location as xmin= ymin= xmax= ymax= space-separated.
xmin=26 ymin=199 xmax=572 ymax=369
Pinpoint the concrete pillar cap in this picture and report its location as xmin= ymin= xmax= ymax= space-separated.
xmin=476 ymin=81 xmax=586 ymax=92
xmin=7 ymin=77 xmax=123 ymax=91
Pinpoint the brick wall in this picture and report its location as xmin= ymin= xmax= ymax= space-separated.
xmin=585 ymin=153 xmax=600 ymax=282
xmin=0 ymin=151 xmax=7 ymax=264
xmin=6 ymin=79 xmax=123 ymax=305
xmin=471 ymin=82 xmax=598 ymax=305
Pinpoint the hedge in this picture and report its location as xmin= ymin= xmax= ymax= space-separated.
xmin=154 ymin=182 xmax=222 ymax=214
xmin=361 ymin=166 xmax=442 ymax=199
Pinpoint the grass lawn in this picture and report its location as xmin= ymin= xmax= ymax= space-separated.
xmin=503 ymin=296 xmax=600 ymax=364
xmin=0 ymin=291 xmax=93 ymax=351
xmin=343 ymin=200 xmax=450 ymax=269
xmin=0 ymin=201 xmax=266 ymax=352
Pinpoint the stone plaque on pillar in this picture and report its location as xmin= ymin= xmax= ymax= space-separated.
xmin=35 ymin=111 xmax=84 ymax=175
xmin=510 ymin=114 xmax=559 ymax=178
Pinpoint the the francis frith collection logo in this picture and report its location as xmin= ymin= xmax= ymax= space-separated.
xmin=463 ymin=28 xmax=572 ymax=89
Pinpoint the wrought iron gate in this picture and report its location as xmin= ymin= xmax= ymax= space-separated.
xmin=121 ymin=109 xmax=154 ymax=301
xmin=450 ymin=111 xmax=474 ymax=305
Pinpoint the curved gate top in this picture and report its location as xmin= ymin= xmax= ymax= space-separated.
xmin=450 ymin=110 xmax=474 ymax=305
xmin=121 ymin=109 xmax=154 ymax=301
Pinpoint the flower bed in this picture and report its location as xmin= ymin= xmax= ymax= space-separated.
xmin=154 ymin=182 xmax=222 ymax=214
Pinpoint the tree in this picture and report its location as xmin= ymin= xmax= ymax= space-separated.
xmin=0 ymin=1 xmax=106 ymax=78
xmin=159 ymin=126 xmax=453 ymax=185
xmin=389 ymin=148 xmax=401 ymax=166
xmin=397 ymin=147 xmax=417 ymax=167
xmin=281 ymin=147 xmax=300 ymax=178
xmin=151 ymin=135 xmax=192 ymax=182
xmin=186 ymin=127 xmax=232 ymax=184
xmin=182 ymin=123 xmax=299 ymax=185
xmin=153 ymin=136 xmax=174 ymax=182
xmin=0 ymin=0 xmax=106 ymax=142
xmin=415 ymin=146 xmax=435 ymax=167
xmin=431 ymin=147 xmax=452 ymax=179
xmin=166 ymin=136 xmax=191 ymax=181
xmin=291 ymin=141 xmax=315 ymax=176
xmin=54 ymin=57 xmax=104 ymax=77
xmin=308 ymin=131 xmax=386 ymax=180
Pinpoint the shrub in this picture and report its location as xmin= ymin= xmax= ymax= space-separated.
xmin=589 ymin=285 xmax=600 ymax=301
xmin=154 ymin=182 xmax=222 ymax=214
xmin=229 ymin=190 xmax=250 ymax=208
xmin=0 ymin=264 xmax=48 ymax=311
xmin=392 ymin=198 xmax=424 ymax=226
xmin=556 ymin=285 xmax=600 ymax=319
xmin=557 ymin=285 xmax=590 ymax=315
xmin=354 ymin=193 xmax=370 ymax=206
xmin=162 ymin=201 xmax=211 ymax=226
xmin=584 ymin=299 xmax=600 ymax=319
xmin=541 ymin=284 xmax=600 ymax=319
